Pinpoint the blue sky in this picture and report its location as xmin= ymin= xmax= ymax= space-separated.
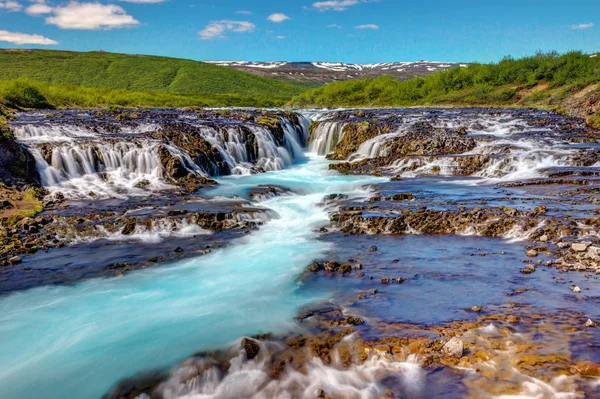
xmin=0 ymin=0 xmax=598 ymax=63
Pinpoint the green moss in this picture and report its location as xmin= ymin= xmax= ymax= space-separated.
xmin=5 ymin=188 xmax=44 ymax=225
xmin=255 ymin=116 xmax=281 ymax=130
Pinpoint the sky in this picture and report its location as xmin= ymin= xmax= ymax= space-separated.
xmin=0 ymin=0 xmax=598 ymax=63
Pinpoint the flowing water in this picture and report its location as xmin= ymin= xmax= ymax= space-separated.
xmin=2 ymin=108 xmax=600 ymax=399
xmin=0 ymin=156 xmax=382 ymax=399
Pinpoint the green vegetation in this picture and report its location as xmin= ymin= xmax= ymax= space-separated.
xmin=290 ymin=51 xmax=600 ymax=109
xmin=0 ymin=49 xmax=309 ymax=106
xmin=0 ymin=78 xmax=295 ymax=109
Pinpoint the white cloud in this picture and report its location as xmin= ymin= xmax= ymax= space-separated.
xmin=267 ymin=13 xmax=290 ymax=23
xmin=355 ymin=24 xmax=379 ymax=30
xmin=572 ymin=23 xmax=594 ymax=30
xmin=276 ymin=35 xmax=286 ymax=39
xmin=119 ymin=0 xmax=167 ymax=3
xmin=327 ymin=24 xmax=343 ymax=29
xmin=199 ymin=20 xmax=255 ymax=40
xmin=312 ymin=0 xmax=376 ymax=12
xmin=26 ymin=0 xmax=52 ymax=16
xmin=46 ymin=2 xmax=139 ymax=30
xmin=0 ymin=30 xmax=57 ymax=45
xmin=0 ymin=0 xmax=22 ymax=12
xmin=235 ymin=10 xmax=252 ymax=15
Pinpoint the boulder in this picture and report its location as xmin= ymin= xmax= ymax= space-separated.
xmin=441 ymin=337 xmax=464 ymax=358
xmin=242 ymin=338 xmax=260 ymax=360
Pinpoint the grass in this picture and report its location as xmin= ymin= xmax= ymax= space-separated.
xmin=0 ymin=78 xmax=296 ymax=109
xmin=289 ymin=51 xmax=600 ymax=109
xmin=0 ymin=49 xmax=309 ymax=104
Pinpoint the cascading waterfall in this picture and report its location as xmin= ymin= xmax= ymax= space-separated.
xmin=13 ymin=114 xmax=311 ymax=197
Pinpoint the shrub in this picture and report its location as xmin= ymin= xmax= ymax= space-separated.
xmin=2 ymin=79 xmax=51 ymax=109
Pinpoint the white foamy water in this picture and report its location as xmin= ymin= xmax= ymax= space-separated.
xmin=154 ymin=343 xmax=424 ymax=399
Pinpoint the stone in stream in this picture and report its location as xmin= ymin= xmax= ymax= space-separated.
xmin=572 ymin=286 xmax=582 ymax=294
xmin=441 ymin=337 xmax=464 ymax=358
xmin=571 ymin=242 xmax=592 ymax=252
xmin=242 ymin=338 xmax=260 ymax=360
xmin=585 ymin=319 xmax=597 ymax=327
xmin=575 ymin=362 xmax=600 ymax=377
xmin=121 ymin=219 xmax=136 ymax=235
xmin=8 ymin=256 xmax=22 ymax=265
xmin=526 ymin=249 xmax=538 ymax=257
xmin=369 ymin=246 xmax=378 ymax=252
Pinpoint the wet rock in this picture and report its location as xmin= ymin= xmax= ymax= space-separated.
xmin=167 ymin=209 xmax=187 ymax=216
xmin=8 ymin=256 xmax=22 ymax=265
xmin=174 ymin=246 xmax=184 ymax=253
xmin=575 ymin=362 xmax=600 ymax=377
xmin=381 ymin=278 xmax=389 ymax=284
xmin=572 ymin=286 xmax=582 ymax=294
xmin=585 ymin=319 xmax=597 ymax=327
xmin=520 ymin=265 xmax=537 ymax=274
xmin=241 ymin=338 xmax=260 ymax=360
xmin=526 ymin=249 xmax=538 ymax=257
xmin=572 ymin=242 xmax=592 ymax=252
xmin=471 ymin=306 xmax=483 ymax=313
xmin=369 ymin=246 xmax=378 ymax=252
xmin=441 ymin=337 xmax=464 ymax=358
xmin=121 ymin=219 xmax=136 ymax=235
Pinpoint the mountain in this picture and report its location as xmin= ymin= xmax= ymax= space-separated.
xmin=207 ymin=60 xmax=465 ymax=85
xmin=0 ymin=49 xmax=308 ymax=100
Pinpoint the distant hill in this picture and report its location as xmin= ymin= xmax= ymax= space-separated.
xmin=0 ymin=49 xmax=308 ymax=100
xmin=207 ymin=60 xmax=464 ymax=85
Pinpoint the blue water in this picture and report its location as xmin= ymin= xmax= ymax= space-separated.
xmin=0 ymin=156 xmax=382 ymax=399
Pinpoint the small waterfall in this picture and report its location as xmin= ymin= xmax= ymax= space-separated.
xmin=308 ymin=121 xmax=346 ymax=155
xmin=12 ymin=124 xmax=98 ymax=142
xmin=30 ymin=142 xmax=171 ymax=198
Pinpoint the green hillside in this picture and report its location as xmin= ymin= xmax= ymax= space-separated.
xmin=289 ymin=51 xmax=600 ymax=127
xmin=0 ymin=49 xmax=307 ymax=100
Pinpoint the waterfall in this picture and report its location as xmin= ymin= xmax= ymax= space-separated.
xmin=29 ymin=142 xmax=171 ymax=198
xmin=308 ymin=121 xmax=346 ymax=155
xmin=13 ymin=113 xmax=311 ymax=198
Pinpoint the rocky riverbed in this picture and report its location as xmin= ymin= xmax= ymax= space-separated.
xmin=0 ymin=108 xmax=599 ymax=399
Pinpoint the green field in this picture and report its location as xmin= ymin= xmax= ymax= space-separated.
xmin=289 ymin=51 xmax=600 ymax=122
xmin=0 ymin=49 xmax=307 ymax=102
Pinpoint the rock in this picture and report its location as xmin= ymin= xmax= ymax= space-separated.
xmin=369 ymin=246 xmax=378 ymax=252
xmin=381 ymin=278 xmax=389 ymax=284
xmin=572 ymin=242 xmax=592 ymax=252
xmin=520 ymin=265 xmax=536 ymax=274
xmin=121 ymin=219 xmax=136 ymax=235
xmin=441 ymin=337 xmax=464 ymax=358
xmin=526 ymin=249 xmax=538 ymax=257
xmin=572 ymin=286 xmax=582 ymax=294
xmin=586 ymin=246 xmax=600 ymax=261
xmin=539 ymin=235 xmax=548 ymax=242
xmin=585 ymin=319 xmax=597 ymax=327
xmin=167 ymin=209 xmax=188 ymax=216
xmin=8 ymin=256 xmax=22 ymax=265
xmin=471 ymin=306 xmax=483 ymax=313
xmin=575 ymin=362 xmax=600 ymax=377
xmin=242 ymin=338 xmax=260 ymax=360
xmin=174 ymin=246 xmax=184 ymax=253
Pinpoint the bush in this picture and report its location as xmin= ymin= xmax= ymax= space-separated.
xmin=2 ymin=79 xmax=51 ymax=109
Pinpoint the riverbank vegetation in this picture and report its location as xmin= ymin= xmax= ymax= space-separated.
xmin=289 ymin=51 xmax=600 ymax=126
